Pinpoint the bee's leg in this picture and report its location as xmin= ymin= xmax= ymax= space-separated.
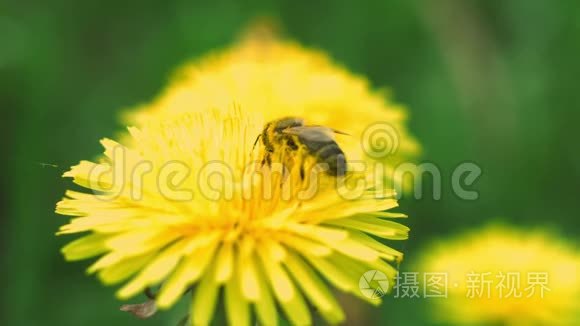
xmin=261 ymin=151 xmax=272 ymax=167
xmin=279 ymin=149 xmax=291 ymax=184
xmin=299 ymin=164 xmax=305 ymax=180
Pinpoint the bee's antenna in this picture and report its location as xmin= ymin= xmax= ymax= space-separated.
xmin=252 ymin=134 xmax=262 ymax=153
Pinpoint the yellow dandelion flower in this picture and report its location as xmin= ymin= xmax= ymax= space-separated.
xmin=56 ymin=107 xmax=409 ymax=325
xmin=416 ymin=224 xmax=580 ymax=325
xmin=125 ymin=23 xmax=419 ymax=189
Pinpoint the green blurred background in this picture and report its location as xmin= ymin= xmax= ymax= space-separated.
xmin=1 ymin=0 xmax=578 ymax=325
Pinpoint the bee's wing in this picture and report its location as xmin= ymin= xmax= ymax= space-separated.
xmin=283 ymin=126 xmax=350 ymax=138
xmin=282 ymin=126 xmax=337 ymax=141
xmin=312 ymin=126 xmax=350 ymax=136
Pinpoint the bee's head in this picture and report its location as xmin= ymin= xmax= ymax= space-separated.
xmin=271 ymin=117 xmax=304 ymax=132
xmin=261 ymin=117 xmax=305 ymax=151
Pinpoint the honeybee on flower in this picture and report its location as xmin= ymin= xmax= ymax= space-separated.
xmin=56 ymin=21 xmax=417 ymax=325
xmin=57 ymin=107 xmax=410 ymax=325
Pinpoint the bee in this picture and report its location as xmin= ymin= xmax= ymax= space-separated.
xmin=254 ymin=117 xmax=348 ymax=177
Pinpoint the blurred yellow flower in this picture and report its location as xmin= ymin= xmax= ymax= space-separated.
xmin=56 ymin=107 xmax=409 ymax=325
xmin=416 ymin=224 xmax=579 ymax=325
xmin=125 ymin=23 xmax=419 ymax=189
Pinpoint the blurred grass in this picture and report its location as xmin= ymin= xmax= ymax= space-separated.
xmin=1 ymin=0 xmax=579 ymax=325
